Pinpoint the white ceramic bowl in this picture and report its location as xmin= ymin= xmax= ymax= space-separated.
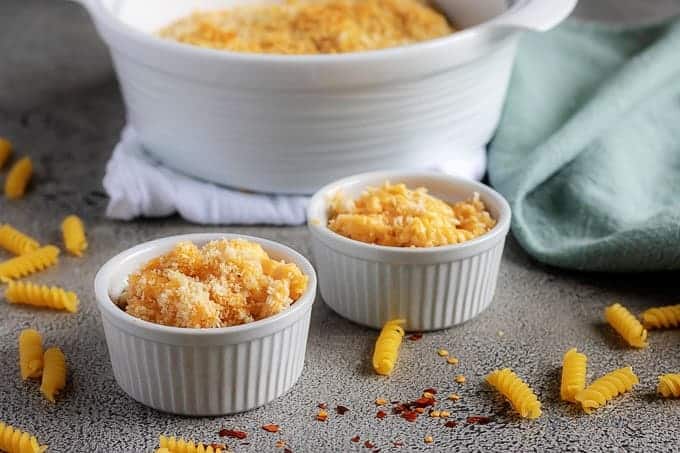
xmin=72 ymin=0 xmax=576 ymax=194
xmin=308 ymin=171 xmax=511 ymax=332
xmin=94 ymin=233 xmax=317 ymax=416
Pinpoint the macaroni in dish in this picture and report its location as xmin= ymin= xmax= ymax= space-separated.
xmin=118 ymin=239 xmax=308 ymax=328
xmin=158 ymin=0 xmax=454 ymax=55
xmin=327 ymin=182 xmax=495 ymax=247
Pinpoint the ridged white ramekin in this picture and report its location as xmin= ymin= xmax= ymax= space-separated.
xmin=94 ymin=233 xmax=317 ymax=416
xmin=308 ymin=171 xmax=510 ymax=332
xmin=71 ymin=0 xmax=576 ymax=194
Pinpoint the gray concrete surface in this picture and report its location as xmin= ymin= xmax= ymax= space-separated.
xmin=1 ymin=1 xmax=680 ymax=452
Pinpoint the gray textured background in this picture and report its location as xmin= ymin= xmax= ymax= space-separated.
xmin=1 ymin=1 xmax=680 ymax=452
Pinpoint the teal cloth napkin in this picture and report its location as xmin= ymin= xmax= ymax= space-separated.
xmin=488 ymin=18 xmax=680 ymax=272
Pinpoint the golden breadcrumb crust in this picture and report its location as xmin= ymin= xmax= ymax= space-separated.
xmin=158 ymin=0 xmax=454 ymax=55
xmin=120 ymin=239 xmax=308 ymax=328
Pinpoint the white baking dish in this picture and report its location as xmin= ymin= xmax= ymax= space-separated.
xmin=73 ymin=0 xmax=575 ymax=194
xmin=308 ymin=171 xmax=511 ymax=331
xmin=94 ymin=233 xmax=317 ymax=416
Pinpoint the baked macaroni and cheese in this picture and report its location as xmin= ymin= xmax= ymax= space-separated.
xmin=158 ymin=0 xmax=454 ymax=55
xmin=118 ymin=239 xmax=308 ymax=328
xmin=327 ymin=182 xmax=495 ymax=247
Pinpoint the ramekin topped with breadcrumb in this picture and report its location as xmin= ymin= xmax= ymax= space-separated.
xmin=95 ymin=233 xmax=317 ymax=416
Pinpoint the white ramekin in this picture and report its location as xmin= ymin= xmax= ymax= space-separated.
xmin=71 ymin=0 xmax=576 ymax=194
xmin=308 ymin=171 xmax=511 ymax=332
xmin=94 ymin=233 xmax=317 ymax=416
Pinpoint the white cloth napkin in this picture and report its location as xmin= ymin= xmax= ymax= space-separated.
xmin=104 ymin=127 xmax=487 ymax=225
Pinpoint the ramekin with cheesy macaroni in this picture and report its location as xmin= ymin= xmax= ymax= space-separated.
xmin=308 ymin=171 xmax=510 ymax=332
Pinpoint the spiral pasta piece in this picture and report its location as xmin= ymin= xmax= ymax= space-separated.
xmin=18 ymin=329 xmax=43 ymax=380
xmin=61 ymin=215 xmax=87 ymax=257
xmin=0 ymin=224 xmax=40 ymax=255
xmin=575 ymin=366 xmax=638 ymax=413
xmin=605 ymin=303 xmax=647 ymax=348
xmin=372 ymin=319 xmax=405 ymax=376
xmin=6 ymin=281 xmax=79 ymax=313
xmin=658 ymin=373 xmax=680 ymax=398
xmin=486 ymin=368 xmax=542 ymax=419
xmin=4 ymin=156 xmax=32 ymax=200
xmin=158 ymin=436 xmax=222 ymax=453
xmin=0 ymin=245 xmax=59 ymax=281
xmin=0 ymin=421 xmax=47 ymax=453
xmin=641 ymin=304 xmax=680 ymax=330
xmin=40 ymin=347 xmax=66 ymax=403
xmin=560 ymin=348 xmax=587 ymax=403
xmin=0 ymin=137 xmax=11 ymax=169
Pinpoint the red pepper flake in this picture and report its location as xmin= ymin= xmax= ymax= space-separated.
xmin=275 ymin=440 xmax=287 ymax=448
xmin=317 ymin=402 xmax=328 ymax=410
xmin=392 ymin=404 xmax=406 ymax=414
xmin=466 ymin=416 xmax=492 ymax=425
xmin=284 ymin=449 xmax=293 ymax=453
xmin=351 ymin=435 xmax=361 ymax=443
xmin=444 ymin=420 xmax=457 ymax=428
xmin=407 ymin=333 xmax=423 ymax=341
xmin=335 ymin=405 xmax=350 ymax=415
xmin=401 ymin=411 xmax=418 ymax=422
xmin=262 ymin=424 xmax=280 ymax=433
xmin=392 ymin=441 xmax=404 ymax=448
xmin=219 ymin=429 xmax=247 ymax=439
xmin=316 ymin=410 xmax=329 ymax=422
xmin=413 ymin=397 xmax=435 ymax=408
xmin=209 ymin=443 xmax=226 ymax=450
xmin=376 ymin=410 xmax=387 ymax=419
xmin=423 ymin=388 xmax=437 ymax=395
xmin=364 ymin=440 xmax=375 ymax=449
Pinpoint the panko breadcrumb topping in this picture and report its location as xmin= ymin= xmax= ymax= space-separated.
xmin=118 ymin=239 xmax=308 ymax=328
xmin=157 ymin=0 xmax=454 ymax=55
xmin=328 ymin=182 xmax=496 ymax=247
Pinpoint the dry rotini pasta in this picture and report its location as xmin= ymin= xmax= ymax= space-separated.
xmin=6 ymin=281 xmax=79 ymax=313
xmin=18 ymin=329 xmax=43 ymax=380
xmin=560 ymin=348 xmax=587 ymax=403
xmin=4 ymin=156 xmax=32 ymax=200
xmin=641 ymin=304 xmax=680 ymax=330
xmin=0 ymin=137 xmax=11 ymax=169
xmin=0 ymin=421 xmax=47 ymax=453
xmin=158 ymin=435 xmax=223 ymax=453
xmin=61 ymin=215 xmax=87 ymax=257
xmin=0 ymin=224 xmax=40 ymax=255
xmin=156 ymin=449 xmax=171 ymax=453
xmin=658 ymin=373 xmax=680 ymax=398
xmin=605 ymin=303 xmax=647 ymax=348
xmin=40 ymin=347 xmax=66 ymax=403
xmin=372 ymin=319 xmax=405 ymax=376
xmin=575 ymin=366 xmax=638 ymax=413
xmin=0 ymin=245 xmax=59 ymax=281
xmin=486 ymin=368 xmax=542 ymax=419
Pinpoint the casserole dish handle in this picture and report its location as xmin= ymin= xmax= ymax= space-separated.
xmin=490 ymin=0 xmax=578 ymax=31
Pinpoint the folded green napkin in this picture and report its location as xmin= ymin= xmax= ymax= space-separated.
xmin=488 ymin=18 xmax=680 ymax=272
